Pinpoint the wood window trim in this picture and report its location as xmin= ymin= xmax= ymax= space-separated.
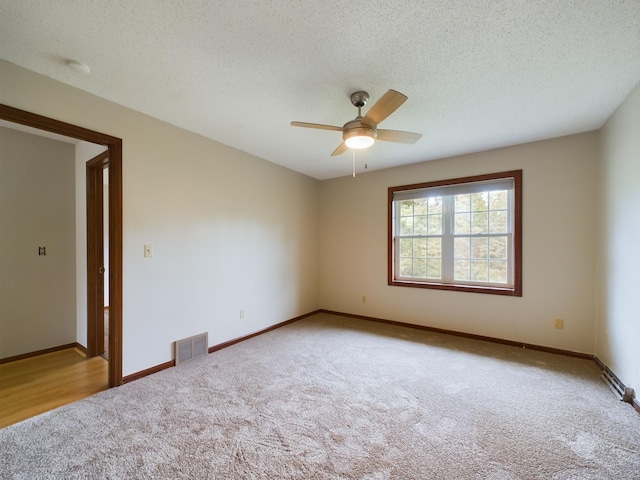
xmin=388 ymin=170 xmax=522 ymax=297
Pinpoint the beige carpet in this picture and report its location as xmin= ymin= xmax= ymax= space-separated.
xmin=1 ymin=313 xmax=639 ymax=479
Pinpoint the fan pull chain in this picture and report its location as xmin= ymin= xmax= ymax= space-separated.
xmin=352 ymin=149 xmax=356 ymax=177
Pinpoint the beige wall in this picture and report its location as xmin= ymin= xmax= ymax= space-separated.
xmin=319 ymin=133 xmax=597 ymax=354
xmin=597 ymin=82 xmax=640 ymax=391
xmin=1 ymin=60 xmax=319 ymax=376
xmin=0 ymin=127 xmax=76 ymax=358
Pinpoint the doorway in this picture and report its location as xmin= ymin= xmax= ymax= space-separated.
xmin=0 ymin=104 xmax=123 ymax=387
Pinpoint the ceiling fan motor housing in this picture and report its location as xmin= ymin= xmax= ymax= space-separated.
xmin=343 ymin=119 xmax=377 ymax=149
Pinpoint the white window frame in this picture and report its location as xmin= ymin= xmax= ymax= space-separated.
xmin=388 ymin=170 xmax=522 ymax=296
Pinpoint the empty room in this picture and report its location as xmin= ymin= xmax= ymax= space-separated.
xmin=1 ymin=1 xmax=639 ymax=478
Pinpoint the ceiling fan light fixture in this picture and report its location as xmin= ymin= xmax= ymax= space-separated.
xmin=344 ymin=127 xmax=376 ymax=149
xmin=290 ymin=89 xmax=419 ymax=157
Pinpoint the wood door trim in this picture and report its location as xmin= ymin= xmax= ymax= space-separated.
xmin=86 ymin=155 xmax=105 ymax=358
xmin=0 ymin=104 xmax=123 ymax=387
xmin=87 ymin=150 xmax=109 ymax=167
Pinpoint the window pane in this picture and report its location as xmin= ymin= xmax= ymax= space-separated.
xmin=471 ymin=211 xmax=488 ymax=234
xmin=400 ymin=216 xmax=413 ymax=235
xmin=428 ymin=214 xmax=442 ymax=235
xmin=471 ymin=237 xmax=489 ymax=259
xmin=427 ymin=259 xmax=442 ymax=279
xmin=455 ymin=194 xmax=470 ymax=212
xmin=399 ymin=257 xmax=412 ymax=277
xmin=414 ymin=238 xmax=427 ymax=258
xmin=471 ymin=260 xmax=489 ymax=282
xmin=413 ymin=258 xmax=427 ymax=277
xmin=454 ymin=237 xmax=470 ymax=259
xmin=471 ymin=192 xmax=489 ymax=211
xmin=414 ymin=199 xmax=427 ymax=215
xmin=489 ymin=260 xmax=507 ymax=283
xmin=400 ymin=200 xmax=414 ymax=216
xmin=489 ymin=236 xmax=507 ymax=259
xmin=414 ymin=215 xmax=427 ymax=235
xmin=428 ymin=196 xmax=442 ymax=214
xmin=427 ymin=238 xmax=442 ymax=258
xmin=455 ymin=212 xmax=470 ymax=234
xmin=454 ymin=260 xmax=470 ymax=281
xmin=399 ymin=238 xmax=413 ymax=257
xmin=489 ymin=210 xmax=508 ymax=234
xmin=489 ymin=190 xmax=508 ymax=210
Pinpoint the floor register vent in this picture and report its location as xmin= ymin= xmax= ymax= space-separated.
xmin=174 ymin=332 xmax=208 ymax=366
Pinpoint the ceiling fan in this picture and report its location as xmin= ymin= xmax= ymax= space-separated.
xmin=291 ymin=89 xmax=422 ymax=156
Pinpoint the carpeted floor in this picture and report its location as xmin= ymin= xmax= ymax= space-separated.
xmin=1 ymin=313 xmax=639 ymax=479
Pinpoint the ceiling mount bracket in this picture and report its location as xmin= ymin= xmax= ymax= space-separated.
xmin=350 ymin=91 xmax=369 ymax=108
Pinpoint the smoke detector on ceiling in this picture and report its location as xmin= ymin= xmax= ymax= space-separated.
xmin=66 ymin=59 xmax=91 ymax=75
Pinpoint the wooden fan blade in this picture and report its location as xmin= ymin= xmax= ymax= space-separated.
xmin=331 ymin=142 xmax=349 ymax=156
xmin=290 ymin=121 xmax=343 ymax=131
xmin=362 ymin=90 xmax=408 ymax=127
xmin=376 ymin=129 xmax=422 ymax=144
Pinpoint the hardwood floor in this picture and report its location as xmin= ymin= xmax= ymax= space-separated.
xmin=0 ymin=348 xmax=108 ymax=429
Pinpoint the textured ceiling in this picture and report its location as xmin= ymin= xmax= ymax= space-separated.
xmin=1 ymin=1 xmax=639 ymax=179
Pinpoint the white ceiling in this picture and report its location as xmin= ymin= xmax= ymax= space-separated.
xmin=1 ymin=1 xmax=639 ymax=180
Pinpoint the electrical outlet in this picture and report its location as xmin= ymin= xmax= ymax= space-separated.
xmin=362 ymin=295 xmax=366 ymax=304
xmin=554 ymin=318 xmax=564 ymax=329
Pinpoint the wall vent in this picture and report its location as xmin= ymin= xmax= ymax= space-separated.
xmin=174 ymin=332 xmax=208 ymax=366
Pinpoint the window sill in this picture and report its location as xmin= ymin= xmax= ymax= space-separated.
xmin=389 ymin=279 xmax=521 ymax=297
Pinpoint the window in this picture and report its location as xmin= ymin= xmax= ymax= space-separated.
xmin=388 ymin=170 xmax=522 ymax=296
